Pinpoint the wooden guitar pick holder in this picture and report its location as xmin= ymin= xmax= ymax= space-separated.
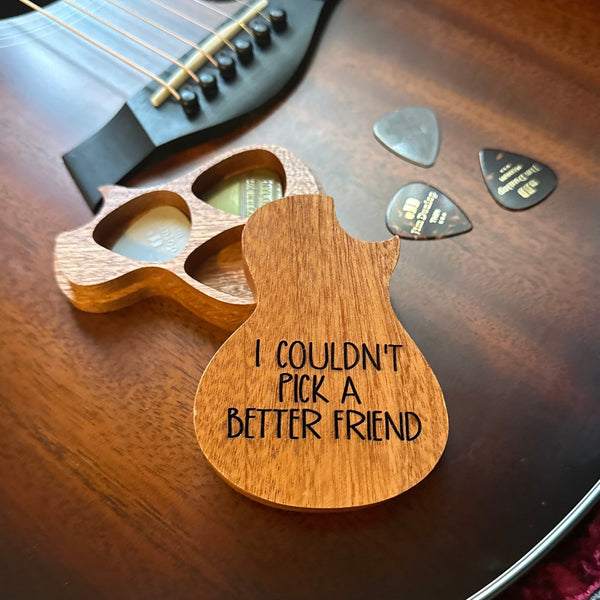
xmin=195 ymin=195 xmax=449 ymax=510
xmin=54 ymin=145 xmax=321 ymax=330
xmin=56 ymin=153 xmax=448 ymax=511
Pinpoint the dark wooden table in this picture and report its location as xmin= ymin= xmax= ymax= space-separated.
xmin=1 ymin=1 xmax=599 ymax=598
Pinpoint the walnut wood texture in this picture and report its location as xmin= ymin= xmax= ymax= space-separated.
xmin=195 ymin=195 xmax=448 ymax=509
xmin=0 ymin=1 xmax=599 ymax=600
xmin=54 ymin=145 xmax=320 ymax=330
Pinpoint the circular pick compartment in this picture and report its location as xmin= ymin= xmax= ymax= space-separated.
xmin=184 ymin=148 xmax=289 ymax=300
xmin=192 ymin=149 xmax=287 ymax=217
xmin=54 ymin=145 xmax=321 ymax=329
xmin=184 ymin=225 xmax=252 ymax=301
xmin=93 ymin=191 xmax=191 ymax=263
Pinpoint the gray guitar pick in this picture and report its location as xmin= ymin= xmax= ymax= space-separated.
xmin=374 ymin=107 xmax=440 ymax=167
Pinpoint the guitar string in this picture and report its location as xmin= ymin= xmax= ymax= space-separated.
xmin=148 ymin=0 xmax=268 ymax=108
xmin=143 ymin=0 xmax=249 ymax=40
xmin=187 ymin=0 xmax=252 ymax=35
xmin=17 ymin=0 xmax=181 ymax=100
xmin=102 ymin=0 xmax=221 ymax=65
xmin=60 ymin=0 xmax=200 ymax=82
xmin=17 ymin=0 xmax=270 ymax=102
xmin=110 ymin=0 xmax=232 ymax=55
xmin=229 ymin=0 xmax=269 ymax=21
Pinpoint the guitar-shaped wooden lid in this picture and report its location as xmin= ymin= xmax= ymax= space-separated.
xmin=194 ymin=195 xmax=449 ymax=510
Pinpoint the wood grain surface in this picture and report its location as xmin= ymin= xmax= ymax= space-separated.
xmin=54 ymin=145 xmax=320 ymax=329
xmin=195 ymin=194 xmax=448 ymax=509
xmin=1 ymin=1 xmax=599 ymax=599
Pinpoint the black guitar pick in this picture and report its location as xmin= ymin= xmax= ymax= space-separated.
xmin=479 ymin=149 xmax=557 ymax=210
xmin=373 ymin=107 xmax=440 ymax=167
xmin=386 ymin=182 xmax=472 ymax=240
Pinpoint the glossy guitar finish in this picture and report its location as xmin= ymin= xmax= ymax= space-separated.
xmin=195 ymin=195 xmax=448 ymax=509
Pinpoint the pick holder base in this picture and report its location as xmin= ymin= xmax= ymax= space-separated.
xmin=54 ymin=145 xmax=321 ymax=330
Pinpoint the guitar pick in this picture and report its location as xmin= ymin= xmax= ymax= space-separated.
xmin=479 ymin=149 xmax=557 ymax=210
xmin=386 ymin=182 xmax=472 ymax=240
xmin=373 ymin=107 xmax=440 ymax=167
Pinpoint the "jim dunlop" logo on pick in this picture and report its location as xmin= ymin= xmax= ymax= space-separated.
xmin=386 ymin=182 xmax=472 ymax=240
xmin=479 ymin=149 xmax=557 ymax=210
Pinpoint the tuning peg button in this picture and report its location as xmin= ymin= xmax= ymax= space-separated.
xmin=199 ymin=72 xmax=218 ymax=98
xmin=217 ymin=54 xmax=237 ymax=81
xmin=251 ymin=21 xmax=271 ymax=47
xmin=180 ymin=89 xmax=200 ymax=117
xmin=234 ymin=38 xmax=254 ymax=64
xmin=269 ymin=8 xmax=287 ymax=32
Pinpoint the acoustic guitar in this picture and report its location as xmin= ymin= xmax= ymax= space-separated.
xmin=1 ymin=1 xmax=599 ymax=600
xmin=1 ymin=0 xmax=336 ymax=209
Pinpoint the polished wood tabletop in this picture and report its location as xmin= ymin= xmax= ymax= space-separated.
xmin=1 ymin=1 xmax=599 ymax=598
